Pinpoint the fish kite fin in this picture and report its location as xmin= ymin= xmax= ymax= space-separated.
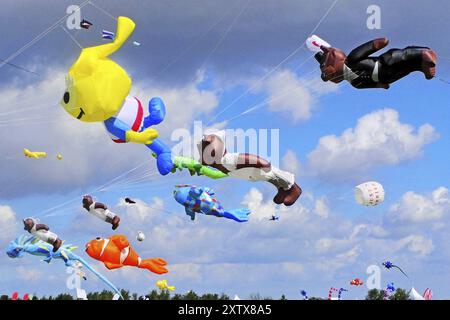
xmin=185 ymin=207 xmax=196 ymax=221
xmin=104 ymin=262 xmax=123 ymax=270
xmin=110 ymin=235 xmax=130 ymax=250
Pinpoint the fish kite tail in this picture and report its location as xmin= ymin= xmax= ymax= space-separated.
xmin=140 ymin=257 xmax=168 ymax=275
xmin=73 ymin=254 xmax=123 ymax=299
xmin=223 ymin=208 xmax=251 ymax=222
xmin=394 ymin=265 xmax=409 ymax=278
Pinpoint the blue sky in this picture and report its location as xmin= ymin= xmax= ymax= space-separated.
xmin=0 ymin=0 xmax=449 ymax=300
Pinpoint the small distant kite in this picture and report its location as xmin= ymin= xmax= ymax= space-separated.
xmin=132 ymin=41 xmax=141 ymax=46
xmin=125 ymin=197 xmax=136 ymax=204
xmin=23 ymin=148 xmax=46 ymax=159
xmin=423 ymin=288 xmax=433 ymax=300
xmin=80 ymin=19 xmax=93 ymax=30
xmin=82 ymin=195 xmax=121 ymax=230
xmin=56 ymin=154 xmax=63 ymax=160
xmin=338 ymin=288 xmax=347 ymax=300
xmin=269 ymin=215 xmax=279 ymax=221
xmin=300 ymin=290 xmax=308 ymax=300
xmin=156 ymin=279 xmax=175 ymax=291
xmin=350 ymin=278 xmax=364 ymax=286
xmin=328 ymin=287 xmax=338 ymax=300
xmin=102 ymin=30 xmax=115 ymax=40
xmin=136 ymin=231 xmax=145 ymax=242
xmin=382 ymin=261 xmax=408 ymax=278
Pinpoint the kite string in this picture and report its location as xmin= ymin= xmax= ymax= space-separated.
xmin=88 ymin=0 xmax=117 ymax=21
xmin=156 ymin=0 xmax=243 ymax=76
xmin=60 ymin=25 xmax=84 ymax=49
xmin=0 ymin=0 xmax=90 ymax=70
xmin=197 ymin=0 xmax=253 ymax=73
xmin=206 ymin=0 xmax=340 ymax=125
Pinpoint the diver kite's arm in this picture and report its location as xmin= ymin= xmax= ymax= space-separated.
xmin=85 ymin=16 xmax=135 ymax=59
xmin=146 ymin=138 xmax=172 ymax=156
xmin=236 ymin=154 xmax=272 ymax=172
xmin=35 ymin=224 xmax=50 ymax=231
xmin=346 ymin=38 xmax=389 ymax=63
xmin=104 ymin=117 xmax=158 ymax=144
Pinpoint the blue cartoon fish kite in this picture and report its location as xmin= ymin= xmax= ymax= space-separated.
xmin=173 ymin=185 xmax=251 ymax=222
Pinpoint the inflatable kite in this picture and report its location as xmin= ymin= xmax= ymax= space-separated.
xmin=300 ymin=290 xmax=308 ymax=300
xmin=355 ymin=181 xmax=385 ymax=206
xmin=60 ymin=16 xmax=174 ymax=176
xmin=85 ymin=234 xmax=168 ymax=274
xmin=80 ymin=19 xmax=93 ymax=30
xmin=23 ymin=148 xmax=46 ymax=159
xmin=23 ymin=218 xmax=62 ymax=252
xmin=313 ymin=37 xmax=436 ymax=89
xmin=350 ymin=278 xmax=364 ymax=286
xmin=156 ymin=279 xmax=175 ymax=291
xmin=382 ymin=261 xmax=408 ymax=278
xmin=6 ymin=235 xmax=122 ymax=298
xmin=328 ymin=287 xmax=338 ymax=300
xmin=423 ymin=288 xmax=433 ymax=300
xmin=197 ymin=131 xmax=302 ymax=206
xmin=82 ymin=195 xmax=120 ymax=230
xmin=338 ymin=288 xmax=347 ymax=300
xmin=136 ymin=231 xmax=145 ymax=242
xmin=173 ymin=185 xmax=251 ymax=222
xmin=384 ymin=282 xmax=396 ymax=300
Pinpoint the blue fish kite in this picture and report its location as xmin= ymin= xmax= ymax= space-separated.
xmin=173 ymin=185 xmax=251 ymax=222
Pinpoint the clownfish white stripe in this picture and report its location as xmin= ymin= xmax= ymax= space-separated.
xmin=100 ymin=239 xmax=110 ymax=257
xmin=120 ymin=246 xmax=130 ymax=264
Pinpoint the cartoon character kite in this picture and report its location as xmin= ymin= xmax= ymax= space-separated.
xmin=60 ymin=16 xmax=174 ymax=176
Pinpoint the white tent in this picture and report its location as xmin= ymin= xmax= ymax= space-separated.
xmin=409 ymin=287 xmax=425 ymax=300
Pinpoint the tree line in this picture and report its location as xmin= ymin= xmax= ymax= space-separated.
xmin=0 ymin=288 xmax=410 ymax=300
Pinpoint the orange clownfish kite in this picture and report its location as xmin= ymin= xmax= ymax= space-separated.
xmin=85 ymin=234 xmax=168 ymax=274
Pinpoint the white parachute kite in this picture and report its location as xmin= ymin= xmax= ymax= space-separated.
xmin=354 ymin=181 xmax=385 ymax=206
xmin=306 ymin=35 xmax=331 ymax=53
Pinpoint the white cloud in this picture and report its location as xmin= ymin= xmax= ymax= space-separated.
xmin=387 ymin=187 xmax=449 ymax=223
xmin=0 ymin=205 xmax=19 ymax=245
xmin=307 ymin=108 xmax=438 ymax=181
xmin=282 ymin=149 xmax=300 ymax=175
xmin=396 ymin=235 xmax=434 ymax=256
xmin=257 ymin=70 xmax=338 ymax=123
xmin=314 ymin=197 xmax=329 ymax=219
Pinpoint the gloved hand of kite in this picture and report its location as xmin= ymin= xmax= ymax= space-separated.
xmin=126 ymin=128 xmax=158 ymax=144
xmin=172 ymin=156 xmax=228 ymax=179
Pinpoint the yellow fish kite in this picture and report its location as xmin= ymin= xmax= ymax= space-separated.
xmin=156 ymin=279 xmax=175 ymax=291
xmin=23 ymin=148 xmax=47 ymax=159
